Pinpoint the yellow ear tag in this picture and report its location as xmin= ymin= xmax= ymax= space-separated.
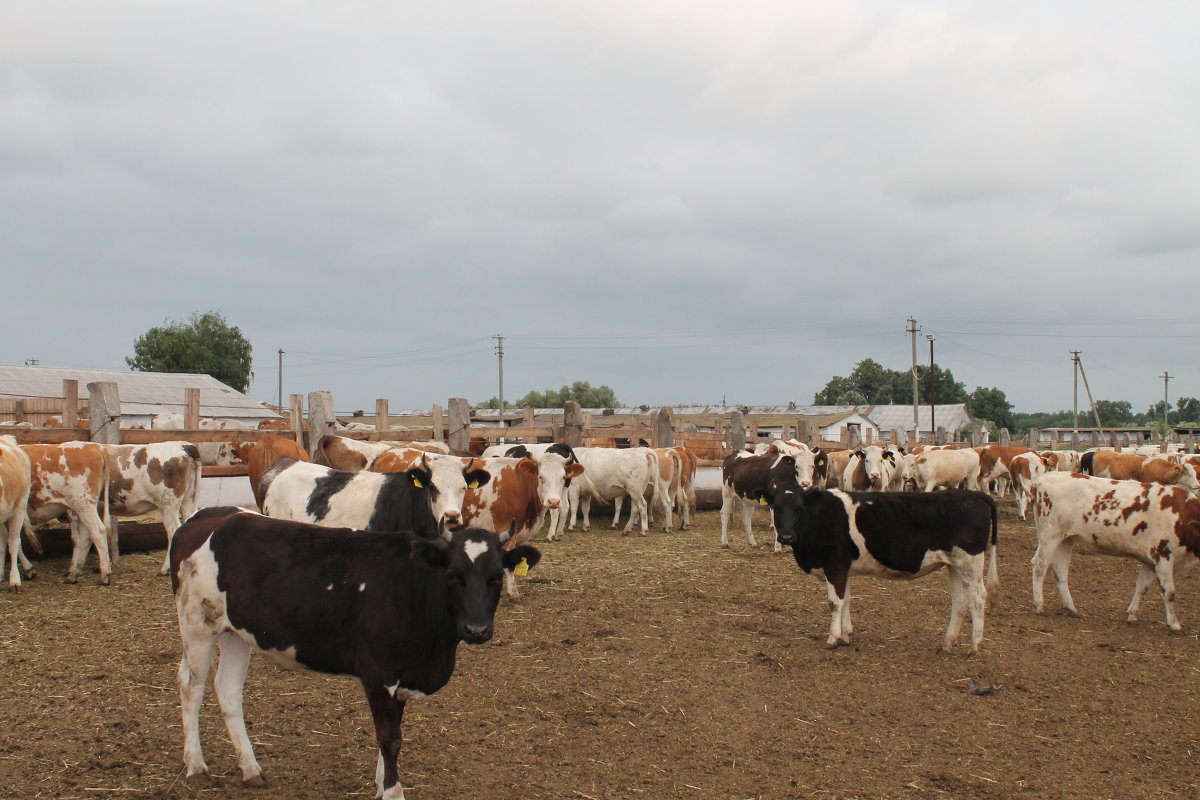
xmin=468 ymin=480 xmax=479 ymax=489
xmin=513 ymin=557 xmax=530 ymax=577
xmin=412 ymin=477 xmax=423 ymax=488
xmin=758 ymin=496 xmax=769 ymax=506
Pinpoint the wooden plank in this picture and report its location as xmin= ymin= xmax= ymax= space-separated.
xmin=184 ymin=388 xmax=201 ymax=429
xmin=201 ymin=465 xmax=251 ymax=478
xmin=2 ymin=428 xmax=85 ymax=444
xmin=32 ymin=522 xmax=167 ymax=559
xmin=375 ymin=398 xmax=388 ymax=432
xmin=118 ymin=429 xmax=293 ymax=444
xmin=87 ymin=381 xmax=121 ymax=444
xmin=63 ymin=380 xmax=79 ymax=427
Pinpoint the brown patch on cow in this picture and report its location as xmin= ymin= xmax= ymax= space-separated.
xmin=1150 ymin=539 xmax=1172 ymax=562
xmin=1158 ymin=487 xmax=1200 ymax=558
xmin=200 ymin=597 xmax=224 ymax=624
xmin=1118 ymin=491 xmax=1151 ymax=522
xmin=21 ymin=444 xmax=106 ymax=517
xmin=133 ymin=447 xmax=148 ymax=468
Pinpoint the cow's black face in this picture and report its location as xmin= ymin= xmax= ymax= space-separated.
xmin=434 ymin=530 xmax=541 ymax=644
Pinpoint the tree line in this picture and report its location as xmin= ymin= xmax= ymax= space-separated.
xmin=814 ymin=358 xmax=1199 ymax=435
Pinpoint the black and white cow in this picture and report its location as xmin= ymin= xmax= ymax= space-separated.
xmin=719 ymin=449 xmax=825 ymax=550
xmin=170 ymin=507 xmax=540 ymax=800
xmin=259 ymin=456 xmax=490 ymax=534
xmin=757 ymin=475 xmax=999 ymax=654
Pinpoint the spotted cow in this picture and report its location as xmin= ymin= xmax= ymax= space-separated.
xmin=0 ymin=436 xmax=33 ymax=590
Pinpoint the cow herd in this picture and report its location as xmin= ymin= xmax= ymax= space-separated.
xmin=3 ymin=426 xmax=1200 ymax=799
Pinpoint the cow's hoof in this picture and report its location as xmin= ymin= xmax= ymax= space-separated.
xmin=99 ymin=576 xmax=111 ymax=587
xmin=721 ymin=543 xmax=729 ymax=549
xmin=64 ymin=573 xmax=79 ymax=584
xmin=7 ymin=583 xmax=20 ymax=593
xmin=243 ymin=773 xmax=268 ymax=787
xmin=1066 ymin=609 xmax=1082 ymax=619
xmin=1168 ymin=626 xmax=1185 ymax=636
xmin=185 ymin=770 xmax=213 ymax=787
xmin=1126 ymin=614 xmax=1139 ymax=624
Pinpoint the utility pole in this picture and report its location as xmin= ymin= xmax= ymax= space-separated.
xmin=1076 ymin=353 xmax=1102 ymax=429
xmin=1071 ymin=350 xmax=1080 ymax=441
xmin=907 ymin=318 xmax=920 ymax=443
xmin=926 ymin=334 xmax=936 ymax=442
xmin=1163 ymin=370 xmax=1173 ymax=443
xmin=494 ymin=335 xmax=505 ymax=439
xmin=277 ymin=348 xmax=285 ymax=411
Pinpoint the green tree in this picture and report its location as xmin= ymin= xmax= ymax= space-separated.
xmin=126 ymin=311 xmax=253 ymax=392
xmin=967 ymin=386 xmax=1013 ymax=431
xmin=1094 ymin=400 xmax=1134 ymax=426
xmin=483 ymin=380 xmax=620 ymax=409
xmin=1173 ymin=397 xmax=1200 ymax=425
xmin=814 ymin=358 xmax=966 ymax=406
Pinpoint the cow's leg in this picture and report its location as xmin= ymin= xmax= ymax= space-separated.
xmin=3 ymin=512 xmax=23 ymax=591
xmin=545 ymin=507 xmax=561 ymax=542
xmin=580 ymin=496 xmax=592 ymax=532
xmin=1030 ymin=539 xmax=1056 ymax=614
xmin=1047 ymin=540 xmax=1079 ymax=616
xmin=741 ymin=500 xmax=757 ymax=548
xmin=213 ymin=632 xmax=265 ymax=784
xmin=160 ymin=502 xmax=185 ymax=575
xmin=826 ymin=577 xmax=851 ymax=647
xmin=177 ymin=610 xmax=218 ymax=782
xmin=658 ymin=482 xmax=673 ymax=532
xmin=363 ymin=681 xmax=408 ymax=800
xmin=1126 ymin=564 xmax=1157 ymax=623
xmin=64 ymin=513 xmax=91 ymax=584
xmin=1153 ymin=558 xmax=1183 ymax=632
xmin=611 ymin=496 xmax=623 ymax=529
xmin=623 ymin=489 xmax=649 ymax=536
xmin=76 ymin=506 xmax=112 ymax=585
xmin=942 ymin=568 xmax=966 ymax=654
xmin=503 ymin=569 xmax=520 ymax=599
xmin=1014 ymin=487 xmax=1028 ymax=520
xmin=839 ymin=590 xmax=853 ymax=643
xmin=677 ymin=485 xmax=691 ymax=530
xmin=719 ymin=491 xmax=734 ymax=548
xmin=565 ymin=484 xmax=580 ymax=531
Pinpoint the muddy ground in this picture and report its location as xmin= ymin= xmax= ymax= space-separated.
xmin=1 ymin=497 xmax=1198 ymax=800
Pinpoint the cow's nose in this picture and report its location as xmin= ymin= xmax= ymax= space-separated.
xmin=545 ymin=498 xmax=561 ymax=509
xmin=443 ymin=511 xmax=461 ymax=526
xmin=799 ymin=481 xmax=812 ymax=489
xmin=462 ymin=624 xmax=492 ymax=643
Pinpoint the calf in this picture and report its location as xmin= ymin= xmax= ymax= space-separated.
xmin=978 ymin=445 xmax=1034 ymax=495
xmin=171 ymin=508 xmax=539 ymax=799
xmin=758 ymin=478 xmax=998 ymax=654
xmin=22 ymin=442 xmax=112 ymax=585
xmin=1006 ymin=451 xmax=1045 ymax=520
xmin=0 ymin=436 xmax=33 ymax=590
xmin=1032 ymin=471 xmax=1200 ymax=631
xmin=260 ymin=456 xmax=490 ymax=535
xmin=104 ymin=443 xmax=202 ymax=574
xmin=720 ymin=451 xmax=816 ymax=550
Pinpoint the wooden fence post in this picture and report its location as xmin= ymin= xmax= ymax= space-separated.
xmin=1027 ymin=427 xmax=1039 ymax=448
xmin=999 ymin=428 xmax=1010 ymax=446
xmin=936 ymin=426 xmax=947 ymax=446
xmin=430 ymin=404 xmax=444 ymax=442
xmin=970 ymin=422 xmax=983 ymax=447
xmin=729 ymin=411 xmax=745 ymax=453
xmin=308 ymin=391 xmax=337 ymax=460
xmin=63 ymin=380 xmax=79 ymax=427
xmin=289 ymin=394 xmax=304 ymax=440
xmin=563 ymin=401 xmax=583 ymax=448
xmin=87 ymin=381 xmax=121 ymax=444
xmin=523 ymin=406 xmax=535 ymax=437
xmin=13 ymin=400 xmax=24 ymax=424
xmin=795 ymin=419 xmax=808 ymax=443
xmin=375 ymin=399 xmax=389 ymax=432
xmin=448 ymin=398 xmax=471 ymax=453
xmin=184 ymin=388 xmax=201 ymax=429
xmin=654 ymin=407 xmax=675 ymax=448
xmin=847 ymin=426 xmax=861 ymax=450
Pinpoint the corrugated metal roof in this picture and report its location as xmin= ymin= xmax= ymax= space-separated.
xmin=0 ymin=365 xmax=278 ymax=420
xmin=865 ymin=404 xmax=979 ymax=432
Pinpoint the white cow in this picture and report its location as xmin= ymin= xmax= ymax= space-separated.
xmin=910 ymin=448 xmax=981 ymax=492
xmin=565 ymin=447 xmax=660 ymax=536
xmin=0 ymin=436 xmax=33 ymax=590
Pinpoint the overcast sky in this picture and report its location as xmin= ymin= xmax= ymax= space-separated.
xmin=4 ymin=2 xmax=1198 ymax=415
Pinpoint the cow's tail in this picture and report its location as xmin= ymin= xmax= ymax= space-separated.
xmin=985 ymin=494 xmax=1000 ymax=610
xmin=100 ymin=455 xmax=114 ymax=559
xmin=1080 ymin=450 xmax=1095 ymax=475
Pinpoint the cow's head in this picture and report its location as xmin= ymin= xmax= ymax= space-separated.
xmin=528 ymin=454 xmax=584 ymax=511
xmin=791 ymin=449 xmax=820 ymax=489
xmin=411 ymin=456 xmax=491 ymax=529
xmin=413 ymin=522 xmax=541 ymax=644
xmin=753 ymin=475 xmax=823 ymax=548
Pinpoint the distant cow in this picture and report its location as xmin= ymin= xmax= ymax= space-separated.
xmin=720 ymin=451 xmax=822 ymax=550
xmin=566 ymin=447 xmax=660 ymax=536
xmin=1006 ymin=451 xmax=1046 ymax=520
xmin=1081 ymin=450 xmax=1198 ymax=491
xmin=910 ymin=448 xmax=981 ymax=492
xmin=170 ymin=508 xmax=540 ymax=799
xmin=0 ymin=436 xmax=33 ymax=590
xmin=841 ymin=445 xmax=896 ymax=492
xmin=978 ymin=445 xmax=1034 ymax=495
xmin=233 ymin=434 xmax=310 ymax=507
xmin=151 ymin=413 xmax=251 ymax=467
xmin=1032 ymin=471 xmax=1200 ymax=631
xmin=758 ymin=478 xmax=999 ymax=654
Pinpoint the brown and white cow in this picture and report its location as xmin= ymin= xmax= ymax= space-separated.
xmin=1032 ymin=471 xmax=1200 ymax=631
xmin=1006 ymin=451 xmax=1046 ymax=520
xmin=1082 ymin=450 xmax=1199 ymax=492
xmin=672 ymin=445 xmax=699 ymax=527
xmin=720 ymin=450 xmax=823 ymax=550
xmin=0 ymin=436 xmax=33 ymax=590
xmin=977 ymin=445 xmax=1035 ymax=495
xmin=841 ymin=445 xmax=896 ymax=492
xmin=104 ymin=443 xmax=203 ymax=574
xmin=234 ymin=434 xmax=311 ymax=508
xmin=21 ymin=442 xmax=112 ymax=585
xmin=1040 ymin=450 xmax=1081 ymax=472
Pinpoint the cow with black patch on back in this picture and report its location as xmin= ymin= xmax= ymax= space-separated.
xmin=259 ymin=455 xmax=490 ymax=535
xmin=170 ymin=507 xmax=540 ymax=800
xmin=756 ymin=468 xmax=999 ymax=654
xmin=719 ymin=447 xmax=826 ymax=550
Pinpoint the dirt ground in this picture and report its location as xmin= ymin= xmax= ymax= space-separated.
xmin=2 ymin=496 xmax=1198 ymax=800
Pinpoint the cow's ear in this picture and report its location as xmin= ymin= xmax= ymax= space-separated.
xmin=565 ymin=462 xmax=585 ymax=478
xmin=883 ymin=451 xmax=895 ymax=463
xmin=753 ymin=488 xmax=774 ymax=506
xmin=406 ymin=466 xmax=432 ymax=489
xmin=516 ymin=458 xmax=539 ymax=477
xmin=503 ymin=545 xmax=541 ymax=574
xmin=464 ymin=468 xmax=491 ymax=490
xmin=854 ymin=450 xmax=864 ymax=459
xmin=411 ymin=538 xmax=450 ymax=569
